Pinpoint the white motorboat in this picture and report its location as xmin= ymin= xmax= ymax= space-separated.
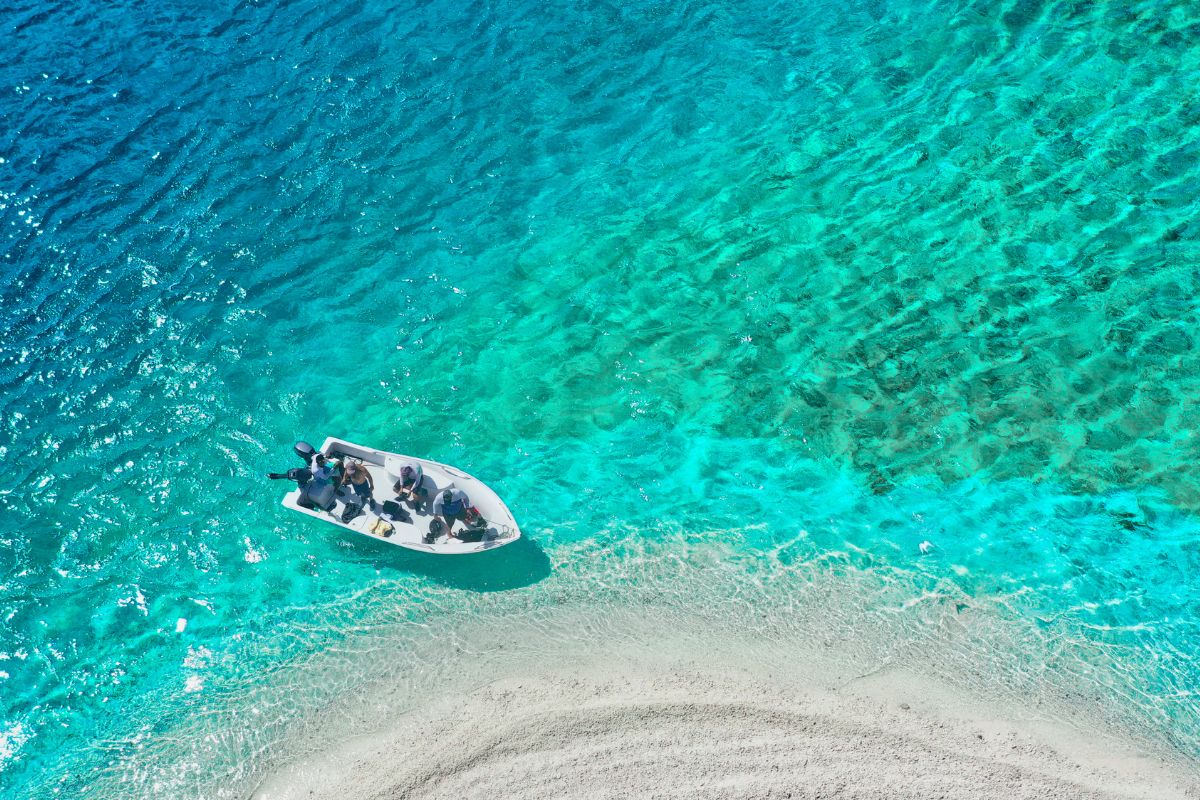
xmin=277 ymin=437 xmax=522 ymax=554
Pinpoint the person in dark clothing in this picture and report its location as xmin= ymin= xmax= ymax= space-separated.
xmin=432 ymin=488 xmax=470 ymax=539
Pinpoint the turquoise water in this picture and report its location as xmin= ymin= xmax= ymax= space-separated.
xmin=2 ymin=0 xmax=1200 ymax=795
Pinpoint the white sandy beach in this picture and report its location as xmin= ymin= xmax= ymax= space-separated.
xmin=253 ymin=664 xmax=1198 ymax=800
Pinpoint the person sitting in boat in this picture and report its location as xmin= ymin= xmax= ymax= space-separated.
xmin=340 ymin=458 xmax=375 ymax=509
xmin=393 ymin=463 xmax=430 ymax=511
xmin=310 ymin=452 xmax=335 ymax=484
xmin=304 ymin=452 xmax=338 ymax=511
xmin=433 ymin=488 xmax=473 ymax=538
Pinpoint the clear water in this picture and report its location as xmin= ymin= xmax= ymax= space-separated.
xmin=2 ymin=0 xmax=1199 ymax=796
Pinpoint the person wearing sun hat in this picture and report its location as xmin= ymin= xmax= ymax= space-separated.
xmin=340 ymin=457 xmax=375 ymax=510
xmin=392 ymin=462 xmax=430 ymax=512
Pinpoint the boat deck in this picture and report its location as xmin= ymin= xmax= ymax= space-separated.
xmin=281 ymin=438 xmax=521 ymax=555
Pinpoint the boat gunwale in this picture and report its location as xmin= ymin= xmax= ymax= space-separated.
xmin=279 ymin=437 xmax=522 ymax=555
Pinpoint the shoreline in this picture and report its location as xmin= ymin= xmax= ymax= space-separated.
xmin=251 ymin=662 xmax=1199 ymax=800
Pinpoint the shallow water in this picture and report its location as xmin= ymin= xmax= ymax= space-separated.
xmin=2 ymin=0 xmax=1199 ymax=796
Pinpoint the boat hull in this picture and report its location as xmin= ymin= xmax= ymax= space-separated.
xmin=280 ymin=437 xmax=522 ymax=555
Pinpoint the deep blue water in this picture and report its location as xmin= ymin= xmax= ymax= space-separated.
xmin=2 ymin=0 xmax=1200 ymax=796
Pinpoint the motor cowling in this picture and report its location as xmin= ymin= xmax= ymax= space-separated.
xmin=294 ymin=441 xmax=317 ymax=465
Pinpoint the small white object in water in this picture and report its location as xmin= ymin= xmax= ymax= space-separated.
xmin=175 ymin=618 xmax=187 ymax=633
xmin=919 ymin=541 xmax=933 ymax=554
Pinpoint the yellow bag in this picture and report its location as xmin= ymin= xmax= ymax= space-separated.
xmin=370 ymin=518 xmax=394 ymax=537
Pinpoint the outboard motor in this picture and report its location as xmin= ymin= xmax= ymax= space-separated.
xmin=294 ymin=441 xmax=317 ymax=465
xmin=265 ymin=467 xmax=312 ymax=484
xmin=268 ymin=441 xmax=335 ymax=511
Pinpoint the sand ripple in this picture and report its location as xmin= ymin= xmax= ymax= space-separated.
xmin=254 ymin=669 xmax=1197 ymax=800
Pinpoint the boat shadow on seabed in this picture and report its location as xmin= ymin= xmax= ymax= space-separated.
xmin=350 ymin=533 xmax=553 ymax=593
xmin=267 ymin=440 xmax=552 ymax=592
